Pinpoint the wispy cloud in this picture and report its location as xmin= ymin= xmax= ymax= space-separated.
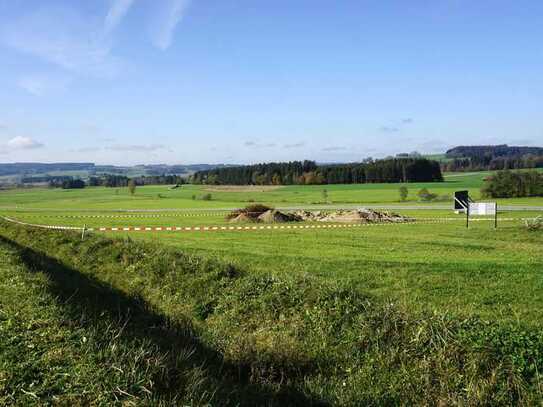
xmin=104 ymin=0 xmax=135 ymax=34
xmin=151 ymin=0 xmax=191 ymax=50
xmin=379 ymin=126 xmax=400 ymax=133
xmin=17 ymin=74 xmax=71 ymax=96
xmin=322 ymin=146 xmax=347 ymax=152
xmin=7 ymin=136 xmax=44 ymax=150
xmin=2 ymin=1 xmax=189 ymax=91
xmin=283 ymin=142 xmax=305 ymax=149
xmin=1 ymin=6 xmax=120 ymax=78
xmin=380 ymin=118 xmax=414 ymax=133
xmin=244 ymin=140 xmax=276 ymax=149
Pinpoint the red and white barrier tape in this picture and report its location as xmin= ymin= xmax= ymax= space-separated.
xmin=2 ymin=215 xmax=531 ymax=234
xmin=7 ymin=212 xmax=228 ymax=219
xmin=1 ymin=216 xmax=85 ymax=231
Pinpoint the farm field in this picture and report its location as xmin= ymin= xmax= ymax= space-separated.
xmin=137 ymin=219 xmax=543 ymax=324
xmin=2 ymin=169 xmax=543 ymax=211
xmin=1 ymin=171 xmax=542 ymax=324
xmin=1 ymin=172 xmax=543 ymax=404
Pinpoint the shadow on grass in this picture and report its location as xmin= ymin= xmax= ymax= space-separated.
xmin=0 ymin=235 xmax=328 ymax=406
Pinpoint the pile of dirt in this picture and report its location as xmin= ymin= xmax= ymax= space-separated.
xmin=227 ymin=204 xmax=303 ymax=223
xmin=228 ymin=206 xmax=411 ymax=224
xmin=229 ymin=213 xmax=254 ymax=223
xmin=227 ymin=204 xmax=274 ymax=222
xmin=294 ymin=209 xmax=412 ymax=223
xmin=257 ymin=210 xmax=301 ymax=223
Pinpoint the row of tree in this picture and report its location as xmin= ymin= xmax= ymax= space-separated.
xmin=88 ymin=175 xmax=130 ymax=187
xmin=50 ymin=174 xmax=187 ymax=189
xmin=442 ymin=155 xmax=543 ymax=172
xmin=192 ymin=158 xmax=444 ymax=185
xmin=481 ymin=170 xmax=543 ymax=198
xmin=443 ymin=145 xmax=543 ymax=172
xmin=446 ymin=145 xmax=543 ymax=158
xmin=129 ymin=175 xmax=186 ymax=186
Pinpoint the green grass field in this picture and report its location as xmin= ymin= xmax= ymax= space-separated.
xmin=1 ymin=171 xmax=542 ymax=324
xmin=2 ymin=170 xmax=543 ymax=210
xmin=1 ymin=171 xmax=543 ymax=404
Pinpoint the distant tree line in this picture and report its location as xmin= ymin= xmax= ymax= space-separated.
xmin=0 ymin=163 xmax=94 ymax=177
xmin=88 ymin=175 xmax=130 ymax=187
xmin=131 ymin=175 xmax=186 ymax=186
xmin=88 ymin=174 xmax=186 ymax=188
xmin=443 ymin=145 xmax=543 ymax=172
xmin=46 ymin=177 xmax=86 ymax=189
xmin=446 ymin=145 xmax=543 ymax=158
xmin=47 ymin=174 xmax=187 ymax=190
xmin=481 ymin=170 xmax=543 ymax=198
xmin=192 ymin=158 xmax=443 ymax=185
xmin=23 ymin=175 xmax=73 ymax=185
xmin=61 ymin=179 xmax=86 ymax=189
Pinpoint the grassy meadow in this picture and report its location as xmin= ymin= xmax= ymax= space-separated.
xmin=2 ymin=170 xmax=543 ymax=210
xmin=1 ymin=221 xmax=543 ymax=405
xmin=1 ymin=170 xmax=543 ymax=404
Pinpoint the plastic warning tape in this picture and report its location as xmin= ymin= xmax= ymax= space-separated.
xmin=1 ymin=216 xmax=85 ymax=231
xmin=89 ymin=218 xmax=526 ymax=232
xmin=1 ymin=215 xmax=530 ymax=234
xmin=15 ymin=212 xmax=228 ymax=219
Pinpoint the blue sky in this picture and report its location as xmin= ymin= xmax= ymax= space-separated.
xmin=0 ymin=0 xmax=542 ymax=165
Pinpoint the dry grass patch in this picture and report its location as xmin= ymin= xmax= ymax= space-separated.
xmin=204 ymin=185 xmax=283 ymax=192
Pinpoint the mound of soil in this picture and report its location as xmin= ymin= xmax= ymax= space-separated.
xmin=229 ymin=213 xmax=254 ymax=223
xmin=257 ymin=210 xmax=302 ymax=223
xmin=295 ymin=209 xmax=411 ymax=223
xmin=228 ymin=206 xmax=411 ymax=224
xmin=227 ymin=204 xmax=275 ymax=222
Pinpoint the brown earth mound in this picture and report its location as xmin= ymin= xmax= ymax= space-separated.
xmin=229 ymin=213 xmax=254 ymax=223
xmin=228 ymin=206 xmax=412 ymax=224
xmin=257 ymin=210 xmax=302 ymax=223
xmin=227 ymin=204 xmax=274 ymax=222
xmin=295 ymin=209 xmax=411 ymax=223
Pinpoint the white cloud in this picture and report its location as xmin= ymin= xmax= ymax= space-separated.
xmin=104 ymin=0 xmax=135 ymax=34
xmin=7 ymin=136 xmax=44 ymax=150
xmin=283 ymin=142 xmax=305 ymax=149
xmin=244 ymin=140 xmax=276 ymax=149
xmin=17 ymin=74 xmax=71 ymax=96
xmin=151 ymin=0 xmax=191 ymax=50
xmin=379 ymin=126 xmax=400 ymax=133
xmin=1 ymin=6 xmax=121 ymax=78
xmin=322 ymin=146 xmax=347 ymax=152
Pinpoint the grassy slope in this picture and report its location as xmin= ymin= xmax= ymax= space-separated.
xmin=0 ymin=225 xmax=316 ymax=406
xmin=1 ymin=222 xmax=543 ymax=405
xmin=3 ymin=207 xmax=541 ymax=324
xmin=139 ymin=220 xmax=543 ymax=325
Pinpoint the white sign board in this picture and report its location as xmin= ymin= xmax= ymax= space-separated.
xmin=469 ymin=202 xmax=496 ymax=216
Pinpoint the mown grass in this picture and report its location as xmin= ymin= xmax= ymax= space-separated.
xmin=0 ymin=225 xmax=318 ymax=406
xmin=2 ymin=168 xmax=543 ymax=210
xmin=140 ymin=219 xmax=543 ymax=325
xmin=1 ymin=221 xmax=543 ymax=405
xmin=3 ymin=208 xmax=542 ymax=324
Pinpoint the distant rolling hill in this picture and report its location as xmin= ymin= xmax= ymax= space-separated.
xmin=0 ymin=163 xmax=237 ymax=185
